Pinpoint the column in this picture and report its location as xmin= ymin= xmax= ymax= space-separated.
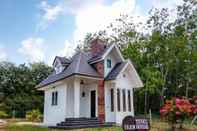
xmin=74 ymin=78 xmax=80 ymax=118
xmin=113 ymin=83 xmax=117 ymax=123
xmin=98 ymin=80 xmax=105 ymax=122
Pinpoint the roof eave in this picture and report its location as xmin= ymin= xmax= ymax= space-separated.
xmin=36 ymin=73 xmax=103 ymax=90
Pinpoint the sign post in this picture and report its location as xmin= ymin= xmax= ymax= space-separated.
xmin=122 ymin=116 xmax=150 ymax=131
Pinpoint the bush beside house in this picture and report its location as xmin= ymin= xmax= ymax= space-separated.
xmin=25 ymin=109 xmax=42 ymax=122
xmin=160 ymin=97 xmax=197 ymax=130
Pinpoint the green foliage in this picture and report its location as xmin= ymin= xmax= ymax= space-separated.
xmin=26 ymin=109 xmax=42 ymax=122
xmin=0 ymin=111 xmax=8 ymax=118
xmin=0 ymin=62 xmax=52 ymax=117
xmin=82 ymin=0 xmax=197 ymax=114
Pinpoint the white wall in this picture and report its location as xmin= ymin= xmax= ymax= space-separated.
xmin=43 ymin=83 xmax=67 ymax=126
xmin=80 ymin=84 xmax=89 ymax=117
xmin=66 ymin=81 xmax=74 ymax=117
xmin=105 ymin=66 xmax=135 ymax=124
xmin=105 ymin=82 xmax=116 ymax=122
xmin=80 ymin=83 xmax=98 ymax=118
xmin=115 ymin=67 xmax=134 ymax=124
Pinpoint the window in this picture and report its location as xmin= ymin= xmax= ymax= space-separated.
xmin=54 ymin=60 xmax=64 ymax=74
xmin=122 ymin=89 xmax=126 ymax=112
xmin=117 ymin=89 xmax=121 ymax=111
xmin=110 ymin=88 xmax=114 ymax=112
xmin=107 ymin=59 xmax=112 ymax=68
xmin=52 ymin=91 xmax=58 ymax=106
xmin=128 ymin=90 xmax=131 ymax=111
xmin=55 ymin=65 xmax=63 ymax=74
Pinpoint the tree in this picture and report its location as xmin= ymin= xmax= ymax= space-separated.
xmin=0 ymin=62 xmax=52 ymax=117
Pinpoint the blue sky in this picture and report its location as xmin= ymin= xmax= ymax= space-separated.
xmin=0 ymin=0 xmax=182 ymax=65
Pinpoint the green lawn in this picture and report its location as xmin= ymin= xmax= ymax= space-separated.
xmin=3 ymin=117 xmax=197 ymax=131
xmin=5 ymin=124 xmax=122 ymax=131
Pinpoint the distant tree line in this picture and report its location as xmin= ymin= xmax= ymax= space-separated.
xmin=0 ymin=62 xmax=52 ymax=117
xmin=80 ymin=0 xmax=197 ymax=114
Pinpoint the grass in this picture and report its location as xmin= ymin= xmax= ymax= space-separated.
xmin=5 ymin=124 xmax=122 ymax=131
xmin=2 ymin=117 xmax=197 ymax=131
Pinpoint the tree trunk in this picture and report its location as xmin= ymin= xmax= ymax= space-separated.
xmin=185 ymin=82 xmax=189 ymax=98
xmin=144 ymin=90 xmax=147 ymax=116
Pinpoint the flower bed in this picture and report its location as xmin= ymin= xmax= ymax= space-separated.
xmin=160 ymin=97 xmax=197 ymax=130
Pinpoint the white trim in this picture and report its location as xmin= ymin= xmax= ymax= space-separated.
xmin=75 ymin=75 xmax=102 ymax=80
xmin=102 ymin=44 xmax=124 ymax=61
xmin=89 ymin=44 xmax=124 ymax=64
xmin=37 ymin=80 xmax=66 ymax=91
xmin=117 ymin=59 xmax=144 ymax=88
xmin=37 ymin=75 xmax=102 ymax=90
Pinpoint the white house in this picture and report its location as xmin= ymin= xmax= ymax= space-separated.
xmin=37 ymin=39 xmax=143 ymax=128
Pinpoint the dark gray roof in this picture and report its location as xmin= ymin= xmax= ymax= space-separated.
xmin=105 ymin=62 xmax=127 ymax=80
xmin=88 ymin=45 xmax=110 ymax=63
xmin=37 ymin=52 xmax=101 ymax=88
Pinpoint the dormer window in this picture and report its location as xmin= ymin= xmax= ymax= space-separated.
xmin=107 ymin=59 xmax=112 ymax=68
xmin=55 ymin=65 xmax=63 ymax=74
xmin=54 ymin=60 xmax=63 ymax=74
xmin=53 ymin=56 xmax=70 ymax=74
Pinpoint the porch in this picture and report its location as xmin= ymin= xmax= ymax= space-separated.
xmin=65 ymin=75 xmax=100 ymax=119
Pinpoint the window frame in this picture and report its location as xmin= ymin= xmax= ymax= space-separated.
xmin=52 ymin=91 xmax=58 ymax=106
xmin=107 ymin=59 xmax=112 ymax=68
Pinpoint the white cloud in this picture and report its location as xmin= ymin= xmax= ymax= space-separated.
xmin=37 ymin=0 xmax=106 ymax=30
xmin=74 ymin=0 xmax=137 ymax=42
xmin=47 ymin=40 xmax=76 ymax=65
xmin=18 ymin=37 xmax=46 ymax=62
xmin=40 ymin=1 xmax=63 ymax=21
xmin=59 ymin=40 xmax=76 ymax=57
xmin=36 ymin=0 xmax=184 ymax=64
xmin=0 ymin=46 xmax=7 ymax=61
xmin=151 ymin=0 xmax=183 ymax=10
xmin=37 ymin=1 xmax=64 ymax=30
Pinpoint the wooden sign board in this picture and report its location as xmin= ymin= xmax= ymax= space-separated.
xmin=122 ymin=116 xmax=150 ymax=131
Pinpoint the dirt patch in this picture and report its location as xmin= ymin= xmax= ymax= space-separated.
xmin=0 ymin=119 xmax=7 ymax=130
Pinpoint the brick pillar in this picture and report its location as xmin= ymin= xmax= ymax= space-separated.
xmin=98 ymin=80 xmax=105 ymax=123
xmin=94 ymin=61 xmax=105 ymax=123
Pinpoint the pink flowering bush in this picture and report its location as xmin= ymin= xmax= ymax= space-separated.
xmin=160 ymin=97 xmax=195 ymax=130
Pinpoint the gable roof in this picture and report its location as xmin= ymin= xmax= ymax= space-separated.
xmin=106 ymin=60 xmax=143 ymax=88
xmin=88 ymin=44 xmax=124 ymax=64
xmin=53 ymin=56 xmax=71 ymax=66
xmin=105 ymin=62 xmax=127 ymax=80
xmin=37 ymin=52 xmax=101 ymax=88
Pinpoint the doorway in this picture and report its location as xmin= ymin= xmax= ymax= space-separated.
xmin=90 ymin=90 xmax=96 ymax=118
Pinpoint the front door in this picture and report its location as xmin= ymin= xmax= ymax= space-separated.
xmin=90 ymin=90 xmax=96 ymax=117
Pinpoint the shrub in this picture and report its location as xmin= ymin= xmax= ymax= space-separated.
xmin=25 ymin=109 xmax=42 ymax=122
xmin=0 ymin=111 xmax=8 ymax=118
xmin=160 ymin=97 xmax=195 ymax=130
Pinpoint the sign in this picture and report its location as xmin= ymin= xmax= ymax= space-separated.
xmin=122 ymin=116 xmax=150 ymax=131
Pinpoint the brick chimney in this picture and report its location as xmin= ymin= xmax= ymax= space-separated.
xmin=90 ymin=39 xmax=106 ymax=122
xmin=90 ymin=39 xmax=105 ymax=57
